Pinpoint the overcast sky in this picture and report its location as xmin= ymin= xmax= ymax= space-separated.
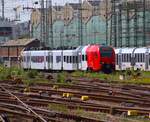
xmin=0 ymin=0 xmax=81 ymax=22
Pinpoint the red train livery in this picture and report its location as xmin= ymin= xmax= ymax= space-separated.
xmin=86 ymin=45 xmax=115 ymax=72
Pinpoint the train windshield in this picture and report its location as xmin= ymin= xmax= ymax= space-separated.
xmin=100 ymin=46 xmax=113 ymax=57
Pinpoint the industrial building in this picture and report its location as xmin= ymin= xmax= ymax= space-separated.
xmin=0 ymin=18 xmax=30 ymax=44
xmin=0 ymin=38 xmax=40 ymax=67
xmin=30 ymin=0 xmax=150 ymax=48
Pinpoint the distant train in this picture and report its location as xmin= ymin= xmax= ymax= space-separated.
xmin=115 ymin=47 xmax=150 ymax=71
xmin=21 ymin=45 xmax=115 ymax=73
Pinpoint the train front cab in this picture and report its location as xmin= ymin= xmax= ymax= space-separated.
xmin=86 ymin=45 xmax=115 ymax=72
xmin=99 ymin=46 xmax=115 ymax=73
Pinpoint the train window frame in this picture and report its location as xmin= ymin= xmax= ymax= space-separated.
xmin=70 ymin=56 xmax=72 ymax=63
xmin=64 ymin=56 xmax=65 ymax=62
xmin=67 ymin=56 xmax=69 ymax=63
xmin=85 ymin=55 xmax=87 ymax=61
xmin=72 ymin=56 xmax=74 ymax=63
xmin=31 ymin=56 xmax=44 ymax=63
xmin=149 ymin=54 xmax=150 ymax=65
xmin=76 ymin=56 xmax=78 ymax=63
xmin=116 ymin=54 xmax=118 ymax=65
xmin=56 ymin=56 xmax=61 ymax=63
xmin=82 ymin=55 xmax=84 ymax=61
xmin=129 ymin=54 xmax=131 ymax=62
xmin=51 ymin=56 xmax=53 ymax=63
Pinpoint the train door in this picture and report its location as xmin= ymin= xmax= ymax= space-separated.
xmin=26 ymin=52 xmax=31 ymax=69
xmin=48 ymin=51 xmax=53 ymax=70
xmin=78 ymin=52 xmax=82 ymax=70
xmin=118 ymin=53 xmax=122 ymax=70
xmin=145 ymin=52 xmax=149 ymax=71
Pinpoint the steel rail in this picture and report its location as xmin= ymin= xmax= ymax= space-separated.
xmin=0 ymin=85 xmax=47 ymax=122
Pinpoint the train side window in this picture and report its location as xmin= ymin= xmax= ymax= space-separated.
xmin=140 ymin=54 xmax=142 ymax=62
xmin=123 ymin=54 xmax=125 ymax=62
xmin=136 ymin=54 xmax=138 ymax=62
xmin=139 ymin=54 xmax=141 ymax=62
xmin=135 ymin=54 xmax=137 ymax=62
xmin=73 ymin=56 xmax=75 ymax=63
xmin=50 ymin=55 xmax=53 ymax=63
xmin=116 ymin=54 xmax=118 ymax=65
xmin=76 ymin=56 xmax=78 ymax=63
xmin=82 ymin=55 xmax=84 ymax=61
xmin=142 ymin=53 xmax=144 ymax=62
xmin=64 ymin=56 xmax=65 ymax=62
xmin=138 ymin=54 xmax=140 ymax=62
xmin=69 ymin=56 xmax=70 ymax=63
xmin=23 ymin=56 xmax=26 ymax=62
xmin=67 ymin=56 xmax=69 ymax=63
xmin=149 ymin=54 xmax=150 ymax=65
xmin=27 ymin=56 xmax=30 ymax=62
xmin=56 ymin=56 xmax=61 ymax=63
xmin=128 ymin=54 xmax=130 ymax=62
xmin=84 ymin=55 xmax=86 ymax=61
xmin=70 ymin=56 xmax=72 ymax=63
xmin=129 ymin=54 xmax=131 ymax=62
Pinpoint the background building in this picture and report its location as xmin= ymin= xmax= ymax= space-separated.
xmin=30 ymin=0 xmax=150 ymax=48
xmin=0 ymin=17 xmax=30 ymax=44
xmin=0 ymin=38 xmax=40 ymax=67
xmin=110 ymin=0 xmax=150 ymax=47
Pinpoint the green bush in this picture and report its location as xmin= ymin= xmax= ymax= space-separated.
xmin=57 ymin=72 xmax=66 ymax=83
xmin=26 ymin=70 xmax=38 ymax=79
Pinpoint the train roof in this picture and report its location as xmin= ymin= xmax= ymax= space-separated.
xmin=82 ymin=46 xmax=89 ymax=53
xmin=23 ymin=50 xmax=50 ymax=53
xmin=134 ymin=47 xmax=148 ymax=53
xmin=114 ymin=48 xmax=135 ymax=54
xmin=121 ymin=48 xmax=136 ymax=54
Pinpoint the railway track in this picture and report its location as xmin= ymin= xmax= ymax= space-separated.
xmin=0 ymin=78 xmax=150 ymax=121
xmin=0 ymin=85 xmax=105 ymax=122
xmin=2 ymin=82 xmax=150 ymax=107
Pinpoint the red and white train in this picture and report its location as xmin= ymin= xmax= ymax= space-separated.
xmin=21 ymin=45 xmax=115 ymax=73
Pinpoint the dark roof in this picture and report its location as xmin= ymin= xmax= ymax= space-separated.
xmin=69 ymin=3 xmax=81 ymax=10
xmin=88 ymin=0 xmax=101 ymax=6
xmin=1 ymin=38 xmax=39 ymax=47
